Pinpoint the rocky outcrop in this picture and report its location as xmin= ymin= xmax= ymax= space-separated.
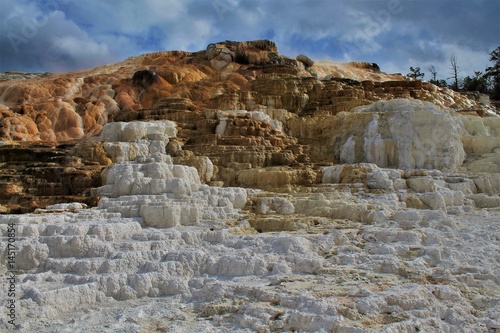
xmin=296 ymin=54 xmax=314 ymax=67
xmin=206 ymin=40 xmax=279 ymax=67
xmin=461 ymin=115 xmax=500 ymax=173
xmin=0 ymin=39 xmax=498 ymax=209
xmin=1 ymin=40 xmax=499 ymax=333
xmin=1 ymin=40 xmax=492 ymax=144
xmin=0 ymin=143 xmax=104 ymax=213
xmin=331 ymin=99 xmax=466 ymax=172
xmin=1 ymin=137 xmax=499 ymax=332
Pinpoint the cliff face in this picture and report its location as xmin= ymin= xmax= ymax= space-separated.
xmin=1 ymin=41 xmax=500 ymax=332
xmin=0 ymin=39 xmax=485 ymax=143
xmin=2 ymin=39 xmax=496 ymax=209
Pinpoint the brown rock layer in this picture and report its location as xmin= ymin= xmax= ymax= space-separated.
xmin=0 ymin=143 xmax=105 ymax=213
xmin=0 ymin=40 xmax=496 ymax=211
xmin=0 ymin=39 xmax=483 ymax=144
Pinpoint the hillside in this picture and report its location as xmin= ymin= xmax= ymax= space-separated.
xmin=0 ymin=40 xmax=499 ymax=332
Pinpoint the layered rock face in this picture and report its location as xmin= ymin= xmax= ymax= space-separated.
xmin=93 ymin=121 xmax=247 ymax=228
xmin=331 ymin=99 xmax=466 ymax=172
xmin=0 ymin=142 xmax=105 ymax=213
xmin=0 ymin=40 xmax=489 ymax=143
xmin=1 ymin=40 xmax=499 ymax=332
xmin=0 ymin=122 xmax=499 ymax=332
xmin=461 ymin=115 xmax=500 ymax=173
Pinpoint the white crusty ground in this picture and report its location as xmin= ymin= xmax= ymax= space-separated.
xmin=0 ymin=200 xmax=498 ymax=332
xmin=1 ymin=116 xmax=499 ymax=333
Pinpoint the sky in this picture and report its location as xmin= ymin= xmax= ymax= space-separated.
xmin=0 ymin=0 xmax=499 ymax=83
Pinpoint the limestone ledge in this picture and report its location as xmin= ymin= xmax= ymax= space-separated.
xmin=334 ymin=99 xmax=465 ymax=172
xmin=323 ymin=163 xmax=500 ymax=213
xmin=0 ymin=182 xmax=498 ymax=332
xmin=93 ymin=120 xmax=248 ymax=230
xmin=1 ymin=114 xmax=499 ymax=332
xmin=461 ymin=115 xmax=500 ymax=173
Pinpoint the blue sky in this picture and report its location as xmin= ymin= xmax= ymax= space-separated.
xmin=0 ymin=0 xmax=499 ymax=83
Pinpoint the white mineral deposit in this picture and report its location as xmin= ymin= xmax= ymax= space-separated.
xmin=0 ymin=40 xmax=499 ymax=333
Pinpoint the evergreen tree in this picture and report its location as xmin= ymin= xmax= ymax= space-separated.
xmin=427 ymin=65 xmax=447 ymax=87
xmin=462 ymin=71 xmax=488 ymax=93
xmin=434 ymin=79 xmax=448 ymax=88
xmin=407 ymin=66 xmax=424 ymax=80
xmin=485 ymin=46 xmax=500 ymax=100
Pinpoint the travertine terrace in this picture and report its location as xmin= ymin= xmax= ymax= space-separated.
xmin=0 ymin=40 xmax=499 ymax=332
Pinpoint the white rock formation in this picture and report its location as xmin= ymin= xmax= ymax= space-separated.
xmin=100 ymin=121 xmax=177 ymax=142
xmin=338 ymin=99 xmax=466 ymax=172
xmin=215 ymin=109 xmax=284 ymax=135
xmin=95 ymin=121 xmax=247 ymax=228
xmin=461 ymin=115 xmax=500 ymax=173
xmin=0 ymin=118 xmax=499 ymax=333
xmin=100 ymin=121 xmax=177 ymax=162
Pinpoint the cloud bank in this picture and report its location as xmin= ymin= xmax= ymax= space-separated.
xmin=0 ymin=0 xmax=498 ymax=82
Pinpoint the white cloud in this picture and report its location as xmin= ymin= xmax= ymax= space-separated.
xmin=0 ymin=1 xmax=115 ymax=71
xmin=0 ymin=0 xmax=497 ymax=77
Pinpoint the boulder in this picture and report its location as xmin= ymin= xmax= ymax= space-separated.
xmin=296 ymin=54 xmax=314 ymax=67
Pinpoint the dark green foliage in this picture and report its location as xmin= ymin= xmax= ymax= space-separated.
xmin=462 ymin=71 xmax=488 ymax=93
xmin=407 ymin=66 xmax=424 ymax=80
xmin=427 ymin=65 xmax=447 ymax=88
xmin=429 ymin=79 xmax=448 ymax=88
xmin=485 ymin=46 xmax=500 ymax=100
